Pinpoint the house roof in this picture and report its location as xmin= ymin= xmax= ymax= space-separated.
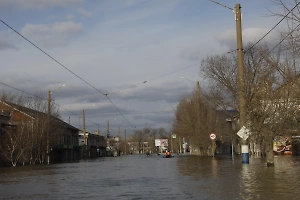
xmin=216 ymin=109 xmax=238 ymax=118
xmin=0 ymin=100 xmax=79 ymax=131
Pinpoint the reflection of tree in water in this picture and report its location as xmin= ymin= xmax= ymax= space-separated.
xmin=176 ymin=156 xmax=300 ymax=199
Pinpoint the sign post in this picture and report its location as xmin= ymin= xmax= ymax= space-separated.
xmin=210 ymin=133 xmax=216 ymax=157
xmin=236 ymin=126 xmax=251 ymax=164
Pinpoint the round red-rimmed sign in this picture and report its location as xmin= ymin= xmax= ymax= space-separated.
xmin=210 ymin=133 xmax=216 ymax=140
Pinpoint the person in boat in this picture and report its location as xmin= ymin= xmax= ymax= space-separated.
xmin=165 ymin=150 xmax=171 ymax=158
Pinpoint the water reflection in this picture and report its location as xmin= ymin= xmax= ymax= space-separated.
xmin=176 ymin=155 xmax=300 ymax=199
xmin=1 ymin=155 xmax=300 ymax=199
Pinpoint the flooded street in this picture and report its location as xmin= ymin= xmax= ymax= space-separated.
xmin=1 ymin=154 xmax=300 ymax=200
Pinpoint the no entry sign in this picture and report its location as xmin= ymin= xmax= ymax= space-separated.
xmin=210 ymin=133 xmax=216 ymax=140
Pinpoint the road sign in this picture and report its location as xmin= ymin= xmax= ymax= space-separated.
xmin=237 ymin=126 xmax=251 ymax=140
xmin=210 ymin=133 xmax=216 ymax=140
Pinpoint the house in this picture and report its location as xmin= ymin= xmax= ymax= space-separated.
xmin=213 ymin=109 xmax=239 ymax=155
xmin=0 ymin=109 xmax=16 ymax=165
xmin=271 ymin=76 xmax=300 ymax=155
xmin=79 ymin=130 xmax=107 ymax=158
xmin=0 ymin=100 xmax=80 ymax=166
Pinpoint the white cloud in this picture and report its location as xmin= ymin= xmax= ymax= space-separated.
xmin=0 ymin=34 xmax=17 ymax=50
xmin=21 ymin=21 xmax=83 ymax=48
xmin=101 ymin=0 xmax=180 ymax=27
xmin=0 ymin=0 xmax=84 ymax=10
xmin=77 ymin=8 xmax=93 ymax=18
xmin=242 ymin=27 xmax=278 ymax=45
xmin=217 ymin=27 xmax=278 ymax=50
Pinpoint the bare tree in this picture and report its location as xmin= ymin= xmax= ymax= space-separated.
xmin=0 ymin=90 xmax=62 ymax=165
xmin=0 ymin=121 xmax=30 ymax=167
xmin=201 ymin=37 xmax=300 ymax=166
xmin=172 ymin=82 xmax=217 ymax=156
xmin=0 ymin=90 xmax=25 ymax=105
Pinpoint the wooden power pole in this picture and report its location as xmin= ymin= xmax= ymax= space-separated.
xmin=235 ymin=4 xmax=248 ymax=164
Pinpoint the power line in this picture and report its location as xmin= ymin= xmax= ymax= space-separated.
xmin=0 ymin=18 xmax=136 ymax=129
xmin=0 ymin=20 xmax=107 ymax=96
xmin=105 ymin=62 xmax=200 ymax=95
xmin=0 ymin=80 xmax=103 ymax=131
xmin=255 ymin=23 xmax=300 ymax=77
xmin=84 ymin=110 xmax=174 ymax=116
xmin=244 ymin=1 xmax=300 ymax=53
xmin=209 ymin=0 xmax=234 ymax=11
xmin=105 ymin=95 xmax=136 ymax=128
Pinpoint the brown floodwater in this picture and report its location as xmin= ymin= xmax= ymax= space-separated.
xmin=0 ymin=154 xmax=299 ymax=199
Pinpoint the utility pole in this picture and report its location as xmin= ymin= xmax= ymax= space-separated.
xmin=47 ymin=90 xmax=51 ymax=164
xmin=46 ymin=84 xmax=65 ymax=164
xmin=117 ymin=127 xmax=120 ymax=156
xmin=170 ymin=133 xmax=173 ymax=153
xmin=209 ymin=1 xmax=248 ymax=164
xmin=106 ymin=120 xmax=110 ymax=151
xmin=183 ymin=137 xmax=186 ymax=154
xmin=235 ymin=4 xmax=248 ymax=164
xmin=179 ymin=137 xmax=182 ymax=154
xmin=83 ymin=110 xmax=87 ymax=159
xmin=124 ymin=130 xmax=127 ymax=155
xmin=107 ymin=120 xmax=110 ymax=137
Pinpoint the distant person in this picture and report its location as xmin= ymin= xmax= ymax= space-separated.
xmin=165 ymin=150 xmax=171 ymax=158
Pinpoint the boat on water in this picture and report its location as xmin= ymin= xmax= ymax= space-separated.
xmin=164 ymin=150 xmax=173 ymax=158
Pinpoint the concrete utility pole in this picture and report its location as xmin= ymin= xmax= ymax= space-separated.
xmin=235 ymin=4 xmax=249 ymax=164
xmin=47 ymin=90 xmax=51 ymax=164
xmin=83 ymin=110 xmax=86 ymax=145
xmin=124 ymin=130 xmax=127 ymax=155
xmin=83 ymin=110 xmax=87 ymax=159
xmin=106 ymin=120 xmax=110 ymax=149
xmin=107 ymin=120 xmax=110 ymax=137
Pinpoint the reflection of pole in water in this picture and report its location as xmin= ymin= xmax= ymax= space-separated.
xmin=226 ymin=118 xmax=234 ymax=161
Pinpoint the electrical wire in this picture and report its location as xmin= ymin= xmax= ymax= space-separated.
xmin=255 ymin=23 xmax=300 ymax=77
xmin=105 ymin=62 xmax=200 ymax=95
xmin=0 ymin=18 xmax=136 ymax=129
xmin=0 ymin=80 xmax=103 ymax=131
xmin=209 ymin=0 xmax=234 ymax=11
xmin=244 ymin=1 xmax=300 ymax=53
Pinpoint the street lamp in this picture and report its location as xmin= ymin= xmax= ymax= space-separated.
xmin=51 ymin=84 xmax=65 ymax=93
xmin=47 ymin=84 xmax=65 ymax=164
xmin=180 ymin=77 xmax=195 ymax=84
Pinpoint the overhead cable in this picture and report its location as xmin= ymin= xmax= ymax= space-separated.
xmin=244 ymin=1 xmax=300 ymax=53
xmin=0 ymin=19 xmax=135 ymax=129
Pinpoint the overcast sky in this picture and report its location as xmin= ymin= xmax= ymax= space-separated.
xmin=0 ymin=0 xmax=284 ymax=136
